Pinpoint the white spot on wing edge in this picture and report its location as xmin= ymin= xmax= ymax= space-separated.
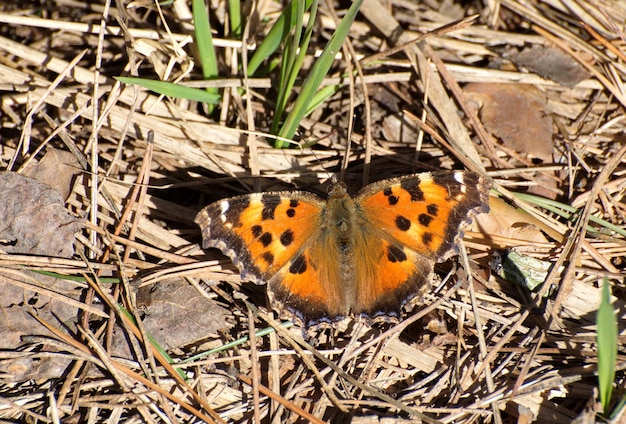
xmin=219 ymin=200 xmax=230 ymax=223
xmin=454 ymin=171 xmax=468 ymax=194
xmin=454 ymin=171 xmax=464 ymax=185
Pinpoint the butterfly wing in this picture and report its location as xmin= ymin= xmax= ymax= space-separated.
xmin=195 ymin=191 xmax=346 ymax=323
xmin=349 ymin=171 xmax=490 ymax=316
xmin=355 ymin=171 xmax=490 ymax=262
xmin=195 ymin=191 xmax=324 ymax=282
xmin=345 ymin=225 xmax=436 ymax=317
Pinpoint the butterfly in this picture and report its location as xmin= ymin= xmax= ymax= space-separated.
xmin=195 ymin=171 xmax=490 ymax=326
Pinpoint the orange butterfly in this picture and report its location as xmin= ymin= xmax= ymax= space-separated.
xmin=195 ymin=171 xmax=490 ymax=326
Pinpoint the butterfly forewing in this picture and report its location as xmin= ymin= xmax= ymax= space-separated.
xmin=195 ymin=192 xmax=326 ymax=283
xmin=356 ymin=171 xmax=489 ymax=262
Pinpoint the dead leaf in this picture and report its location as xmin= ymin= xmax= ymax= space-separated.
xmin=506 ymin=44 xmax=591 ymax=87
xmin=0 ymin=271 xmax=95 ymax=383
xmin=464 ymin=83 xmax=554 ymax=164
xmin=473 ymin=196 xmax=556 ymax=245
xmin=381 ymin=114 xmax=419 ymax=143
xmin=23 ymin=147 xmax=82 ymax=200
xmin=112 ymin=279 xmax=230 ymax=356
xmin=0 ymin=171 xmax=83 ymax=258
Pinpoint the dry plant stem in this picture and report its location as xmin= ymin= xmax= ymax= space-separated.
xmin=56 ymin=359 xmax=83 ymax=414
xmin=0 ymin=395 xmax=50 ymax=422
xmin=237 ymin=374 xmax=326 ymax=424
xmin=532 ymin=25 xmax=626 ymax=108
xmin=0 ymin=254 xmax=116 ymax=272
xmin=251 ymin=305 xmax=349 ymax=414
xmin=402 ymin=110 xmax=487 ymax=176
xmin=513 ymin=144 xmax=626 ymax=395
xmin=13 ymin=49 xmax=87 ymax=171
xmin=86 ymin=1 xmax=111 ymax=261
xmin=460 ymin=246 xmax=502 ymax=424
xmin=580 ymin=21 xmax=626 ymax=62
xmin=268 ymin=328 xmax=282 ymax=423
xmin=359 ymin=15 xmax=479 ymax=67
xmin=247 ymin=308 xmax=262 ymax=423
xmin=122 ymin=139 xmax=153 ymax=264
xmin=501 ymin=0 xmax=613 ymax=63
xmin=372 ymin=10 xmax=491 ymax=173
xmin=256 ymin=309 xmax=442 ymax=423
xmin=34 ymin=312 xmax=222 ymax=423
xmin=105 ymin=230 xmax=195 ymax=265
xmin=323 ymin=0 xmax=358 ymax=183
xmin=83 ymin=274 xmax=226 ymax=423
xmin=0 ymin=268 xmax=107 ymax=318
xmin=79 ymin=325 xmax=131 ymax=391
xmin=420 ymin=43 xmax=499 ymax=166
xmin=240 ymin=12 xmax=260 ymax=188
xmin=342 ymin=282 xmax=460 ymax=363
xmin=40 ymin=113 xmax=90 ymax=171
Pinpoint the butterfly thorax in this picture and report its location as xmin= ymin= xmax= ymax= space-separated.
xmin=323 ymin=183 xmax=363 ymax=308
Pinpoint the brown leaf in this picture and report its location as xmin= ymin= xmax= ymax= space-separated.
xmin=506 ymin=45 xmax=591 ymax=87
xmin=23 ymin=147 xmax=82 ymax=200
xmin=0 ymin=172 xmax=83 ymax=258
xmin=112 ymin=279 xmax=230 ymax=356
xmin=0 ymin=272 xmax=93 ymax=383
xmin=464 ymin=83 xmax=554 ymax=164
xmin=473 ymin=196 xmax=557 ymax=245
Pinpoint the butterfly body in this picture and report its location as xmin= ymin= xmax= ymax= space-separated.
xmin=196 ymin=171 xmax=490 ymax=326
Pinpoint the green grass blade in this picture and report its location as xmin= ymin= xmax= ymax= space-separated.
xmin=116 ymin=77 xmax=220 ymax=104
xmin=192 ymin=0 xmax=218 ymax=80
xmin=513 ymin=192 xmax=626 ymax=238
xmin=305 ymin=84 xmax=341 ymax=116
xmin=277 ymin=0 xmax=364 ymax=145
xmin=192 ymin=0 xmax=219 ymax=113
xmin=597 ymin=279 xmax=617 ymax=414
xmin=228 ymin=0 xmax=241 ymax=38
xmin=271 ymin=1 xmax=305 ymax=133
xmin=180 ymin=321 xmax=295 ymax=364
xmin=272 ymin=0 xmax=318 ymax=135
xmin=247 ymin=0 xmax=315 ymax=76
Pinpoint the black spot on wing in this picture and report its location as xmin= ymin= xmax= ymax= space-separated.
xmin=395 ymin=215 xmax=411 ymax=231
xmin=427 ymin=204 xmax=439 ymax=216
xmin=387 ymin=244 xmax=407 ymax=263
xmin=261 ymin=194 xmax=281 ymax=220
xmin=289 ymin=254 xmax=307 ymax=275
xmin=401 ymin=179 xmax=425 ymax=202
xmin=280 ymin=229 xmax=294 ymax=246
xmin=383 ymin=187 xmax=399 ymax=205
xmin=259 ymin=232 xmax=273 ymax=247
xmin=262 ymin=251 xmax=274 ymax=265
xmin=418 ymin=214 xmax=433 ymax=227
xmin=422 ymin=232 xmax=433 ymax=246
xmin=286 ymin=198 xmax=299 ymax=218
xmin=251 ymin=225 xmax=263 ymax=238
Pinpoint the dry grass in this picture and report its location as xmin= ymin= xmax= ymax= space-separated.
xmin=0 ymin=0 xmax=625 ymax=423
